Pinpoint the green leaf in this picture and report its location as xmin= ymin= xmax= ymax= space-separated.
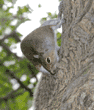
xmin=47 ymin=12 xmax=52 ymax=16
xmin=15 ymin=92 xmax=29 ymax=110
xmin=57 ymin=32 xmax=61 ymax=46
xmin=0 ymin=0 xmax=4 ymax=7
xmin=38 ymin=4 xmax=41 ymax=8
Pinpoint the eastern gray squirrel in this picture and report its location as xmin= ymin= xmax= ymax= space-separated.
xmin=21 ymin=18 xmax=62 ymax=75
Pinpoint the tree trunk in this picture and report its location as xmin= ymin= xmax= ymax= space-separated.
xmin=34 ymin=0 xmax=94 ymax=109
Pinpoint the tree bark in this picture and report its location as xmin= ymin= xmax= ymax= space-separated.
xmin=34 ymin=0 xmax=94 ymax=109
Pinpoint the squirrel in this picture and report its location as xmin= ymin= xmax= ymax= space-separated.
xmin=21 ymin=18 xmax=63 ymax=109
xmin=21 ymin=19 xmax=62 ymax=75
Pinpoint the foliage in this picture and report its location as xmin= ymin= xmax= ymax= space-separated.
xmin=38 ymin=4 xmax=41 ymax=8
xmin=0 ymin=0 xmax=34 ymax=109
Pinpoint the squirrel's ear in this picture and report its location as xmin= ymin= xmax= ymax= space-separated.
xmin=33 ymin=55 xmax=39 ymax=58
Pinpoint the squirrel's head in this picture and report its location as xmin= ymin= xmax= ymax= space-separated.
xmin=21 ymin=25 xmax=58 ymax=75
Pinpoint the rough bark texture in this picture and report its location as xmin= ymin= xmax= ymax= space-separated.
xmin=33 ymin=0 xmax=94 ymax=109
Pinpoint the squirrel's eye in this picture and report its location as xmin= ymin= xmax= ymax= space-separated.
xmin=46 ymin=57 xmax=51 ymax=64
